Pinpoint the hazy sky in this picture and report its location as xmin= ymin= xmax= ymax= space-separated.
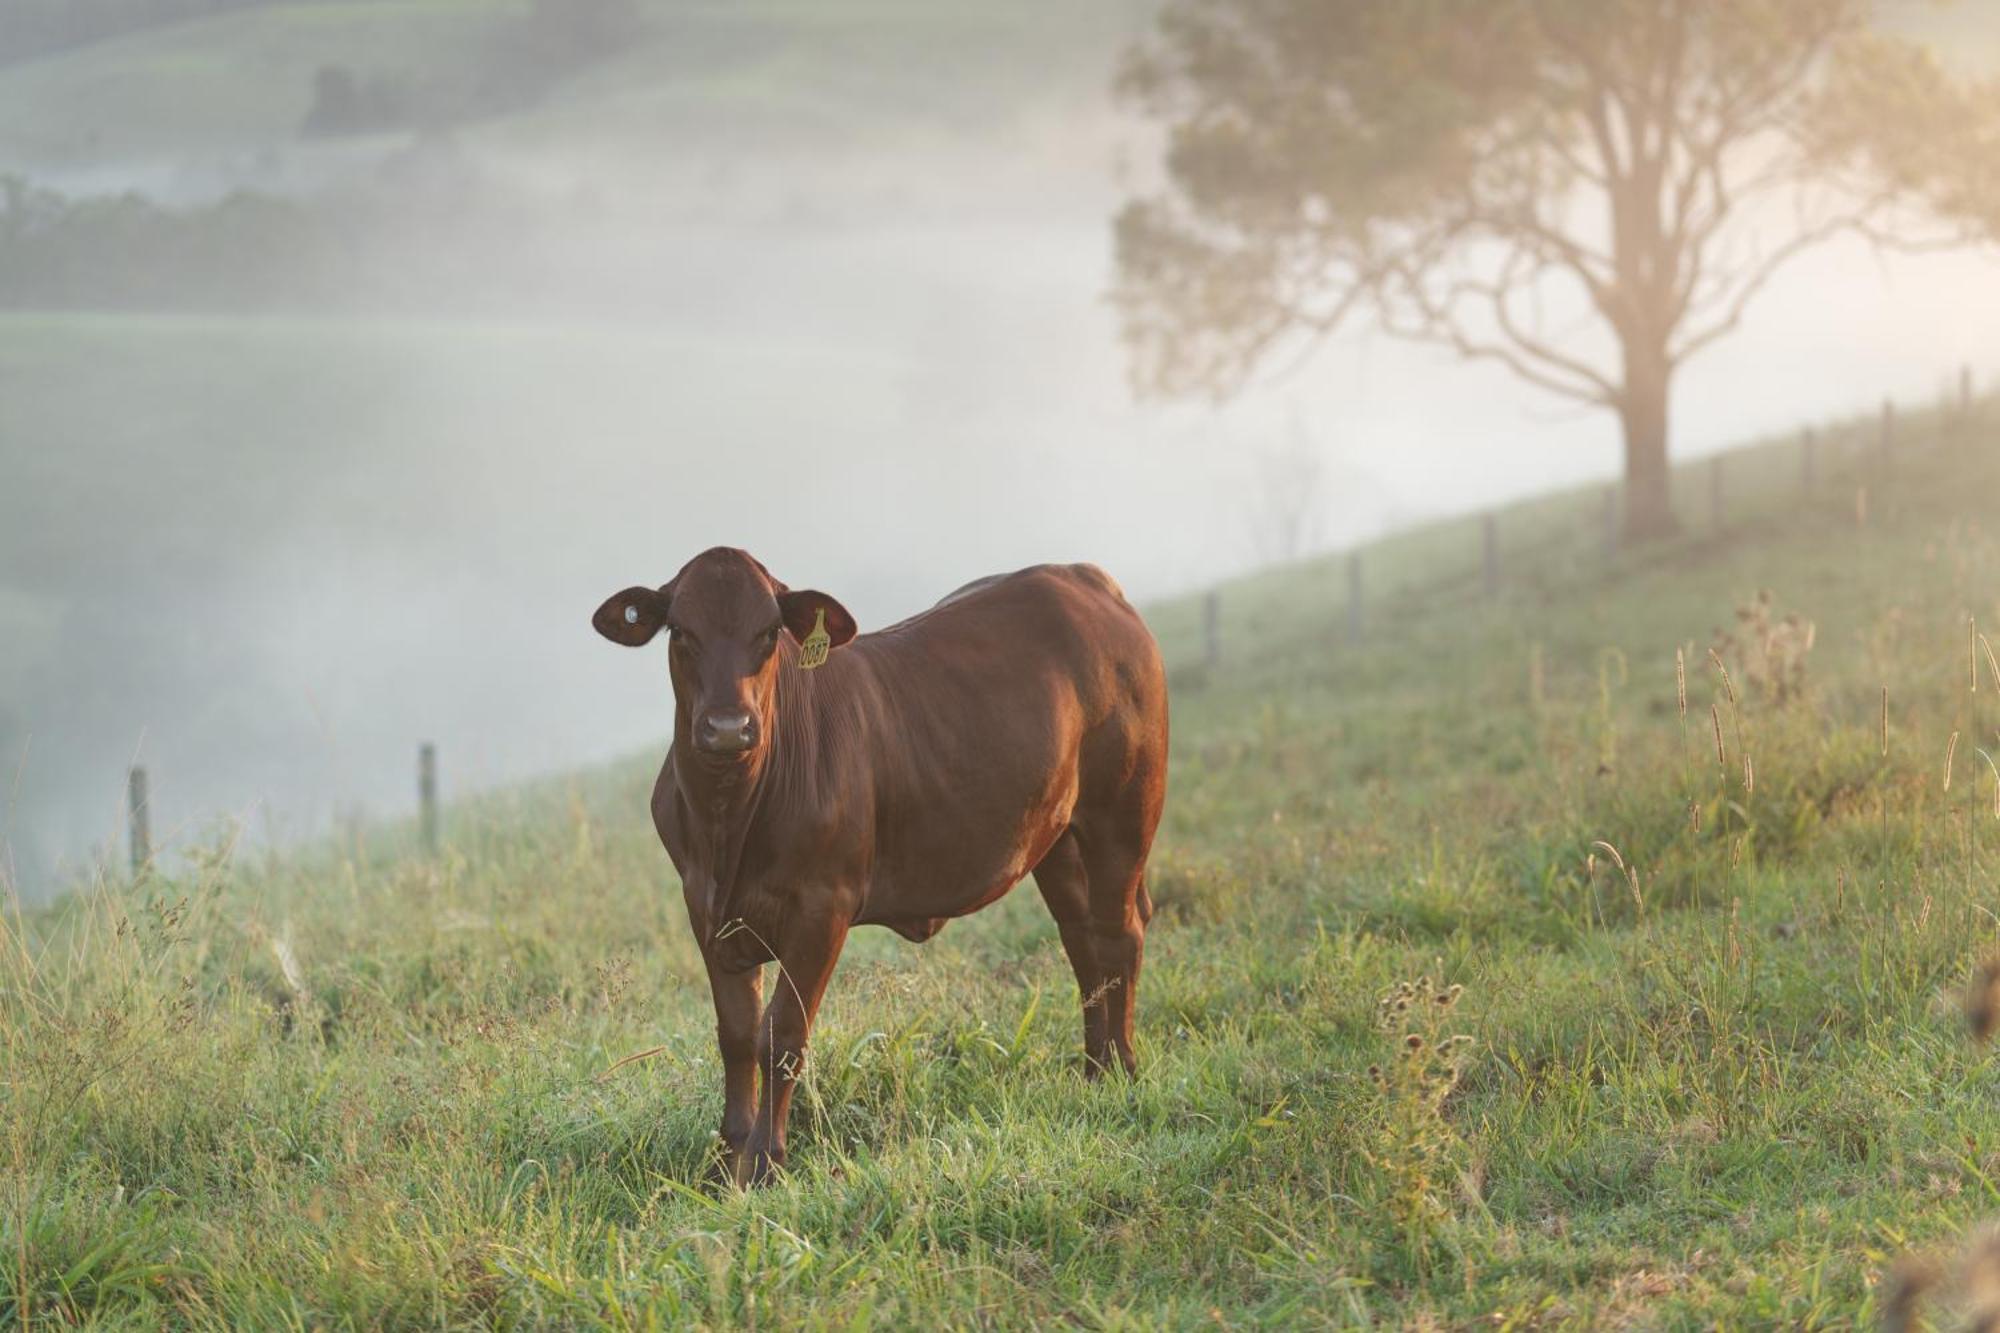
xmin=6 ymin=1 xmax=2000 ymax=895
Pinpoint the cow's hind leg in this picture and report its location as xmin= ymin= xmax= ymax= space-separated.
xmin=1032 ymin=829 xmax=1113 ymax=1074
xmin=1073 ymin=827 xmax=1148 ymax=1077
xmin=1070 ymin=745 xmax=1165 ymax=1078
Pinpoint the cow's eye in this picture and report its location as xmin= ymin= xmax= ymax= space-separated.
xmin=672 ymin=627 xmax=701 ymax=657
xmin=756 ymin=626 xmax=781 ymax=658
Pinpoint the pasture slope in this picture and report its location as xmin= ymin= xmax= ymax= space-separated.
xmin=11 ymin=402 xmax=2000 ymax=1328
xmin=0 ymin=0 xmax=1149 ymax=176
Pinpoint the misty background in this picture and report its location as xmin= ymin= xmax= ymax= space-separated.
xmin=5 ymin=0 xmax=2000 ymax=896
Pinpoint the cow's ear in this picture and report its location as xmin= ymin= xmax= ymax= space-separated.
xmin=777 ymin=589 xmax=857 ymax=652
xmin=593 ymin=585 xmax=671 ymax=647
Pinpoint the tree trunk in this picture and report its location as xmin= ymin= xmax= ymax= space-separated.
xmin=1619 ymin=348 xmax=1677 ymax=542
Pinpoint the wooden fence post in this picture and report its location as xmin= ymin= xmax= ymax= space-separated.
xmin=1709 ymin=455 xmax=1725 ymax=531
xmin=419 ymin=743 xmax=438 ymax=856
xmin=1880 ymin=397 xmax=1894 ymax=468
xmin=1202 ymin=591 xmax=1220 ymax=670
xmin=1801 ymin=427 xmax=1817 ymax=493
xmin=127 ymin=766 xmax=150 ymax=876
xmin=1481 ymin=513 xmax=1499 ymax=599
xmin=1346 ymin=552 xmax=1364 ymax=641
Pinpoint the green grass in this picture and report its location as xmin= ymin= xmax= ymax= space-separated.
xmin=9 ymin=404 xmax=2000 ymax=1327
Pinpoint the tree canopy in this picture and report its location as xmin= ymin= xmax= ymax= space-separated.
xmin=1115 ymin=0 xmax=1997 ymax=539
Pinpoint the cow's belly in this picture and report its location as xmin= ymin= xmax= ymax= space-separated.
xmin=856 ymin=786 xmax=1072 ymax=927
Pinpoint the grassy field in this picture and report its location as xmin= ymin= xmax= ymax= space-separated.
xmin=9 ymin=403 xmax=2000 ymax=1328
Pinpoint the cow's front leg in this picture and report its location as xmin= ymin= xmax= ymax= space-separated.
xmin=703 ymin=952 xmax=764 ymax=1171
xmin=740 ymin=913 xmax=849 ymax=1186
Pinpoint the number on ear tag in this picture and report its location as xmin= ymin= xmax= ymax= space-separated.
xmin=798 ymin=608 xmax=831 ymax=670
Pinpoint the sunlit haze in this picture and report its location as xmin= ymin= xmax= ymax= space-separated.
xmin=5 ymin=0 xmax=2000 ymax=893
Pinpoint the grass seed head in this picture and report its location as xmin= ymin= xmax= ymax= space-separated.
xmin=1707 ymin=647 xmax=1737 ymax=703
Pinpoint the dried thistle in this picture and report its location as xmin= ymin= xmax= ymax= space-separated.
xmin=1880 ymin=1253 xmax=1942 ymax=1333
xmin=1964 ymin=1222 xmax=2000 ymax=1327
xmin=1712 ymin=591 xmax=1815 ymax=705
xmin=1366 ymin=976 xmax=1477 ymax=1266
xmin=1968 ymin=956 xmax=2000 ymax=1044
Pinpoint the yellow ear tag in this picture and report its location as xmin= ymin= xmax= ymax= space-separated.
xmin=798 ymin=607 xmax=831 ymax=670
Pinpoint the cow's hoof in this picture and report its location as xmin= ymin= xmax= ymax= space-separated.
xmin=1080 ymin=1050 xmax=1136 ymax=1081
xmin=732 ymin=1145 xmax=786 ymax=1188
xmin=704 ymin=1144 xmax=746 ymax=1190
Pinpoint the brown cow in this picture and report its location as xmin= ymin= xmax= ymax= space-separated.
xmin=593 ymin=548 xmax=1168 ymax=1184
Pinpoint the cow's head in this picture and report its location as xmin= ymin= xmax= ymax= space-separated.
xmin=593 ymin=548 xmax=856 ymax=759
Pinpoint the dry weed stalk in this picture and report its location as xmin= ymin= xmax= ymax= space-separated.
xmin=1713 ymin=592 xmax=1815 ymax=705
xmin=1980 ymin=750 xmax=2000 ymax=820
xmin=1968 ymin=957 xmax=2000 ymax=1045
xmin=1880 ymin=1254 xmax=1942 ymax=1333
xmin=1882 ymin=1220 xmax=2000 ymax=1332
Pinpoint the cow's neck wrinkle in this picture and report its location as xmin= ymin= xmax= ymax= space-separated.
xmin=672 ymin=667 xmax=826 ymax=934
xmin=671 ymin=736 xmax=770 ymax=933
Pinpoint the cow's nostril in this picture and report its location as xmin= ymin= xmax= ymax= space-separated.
xmin=697 ymin=712 xmax=756 ymax=753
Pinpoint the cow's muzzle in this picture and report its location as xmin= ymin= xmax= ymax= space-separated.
xmin=695 ymin=710 xmax=758 ymax=755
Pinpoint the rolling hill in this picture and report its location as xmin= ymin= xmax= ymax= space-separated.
xmin=9 ymin=392 xmax=2000 ymax=1324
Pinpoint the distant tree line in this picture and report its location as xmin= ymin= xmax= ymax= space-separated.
xmin=0 ymin=150 xmax=609 ymax=313
xmin=0 ymin=159 xmax=512 ymax=311
xmin=0 ymin=178 xmax=332 ymax=309
xmin=303 ymin=0 xmax=643 ymax=137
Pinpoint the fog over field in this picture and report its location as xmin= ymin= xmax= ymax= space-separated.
xmin=6 ymin=0 xmax=2000 ymax=895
